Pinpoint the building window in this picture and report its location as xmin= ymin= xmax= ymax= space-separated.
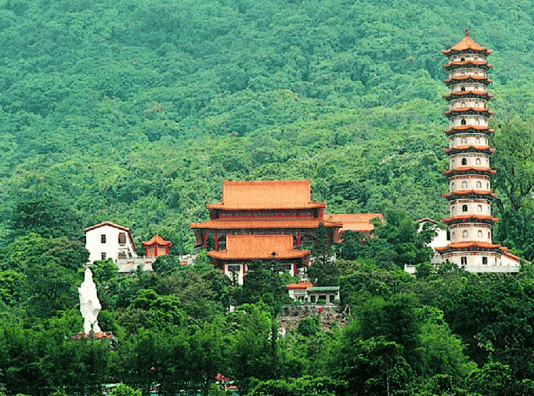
xmin=475 ymin=137 xmax=480 ymax=144
xmin=488 ymin=232 xmax=491 ymax=239
xmin=477 ymin=205 xmax=482 ymax=212
xmin=478 ymin=230 xmax=483 ymax=238
xmin=462 ymin=158 xmax=467 ymax=165
xmin=461 ymin=86 xmax=466 ymax=92
xmin=461 ymin=137 xmax=467 ymax=144
xmin=118 ymin=232 xmax=126 ymax=245
xmin=476 ymin=181 xmax=482 ymax=188
xmin=461 ymin=256 xmax=467 ymax=265
xmin=482 ymin=257 xmax=488 ymax=265
xmin=101 ymin=252 xmax=107 ymax=260
xmin=461 ymin=118 xmax=467 ymax=125
xmin=476 ymin=158 xmax=481 ymax=165
xmin=463 ymin=230 xmax=468 ymax=238
xmin=462 ymin=205 xmax=468 ymax=212
xmin=462 ymin=181 xmax=468 ymax=188
xmin=101 ymin=234 xmax=106 ymax=244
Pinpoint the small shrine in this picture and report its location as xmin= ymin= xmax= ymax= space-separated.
xmin=142 ymin=234 xmax=172 ymax=258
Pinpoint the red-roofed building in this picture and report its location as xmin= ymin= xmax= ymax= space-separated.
xmin=438 ymin=30 xmax=520 ymax=271
xmin=208 ymin=235 xmax=311 ymax=284
xmin=325 ymin=213 xmax=383 ymax=242
xmin=142 ymin=234 xmax=172 ymax=258
xmin=191 ymin=180 xmax=340 ymax=283
xmin=190 ymin=180 xmax=342 ymax=251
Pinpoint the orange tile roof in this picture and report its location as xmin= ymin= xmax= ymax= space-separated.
xmin=443 ymin=60 xmax=492 ymax=68
xmin=442 ymin=190 xmax=497 ymax=198
xmin=325 ymin=213 xmax=383 ymax=233
xmin=443 ymin=75 xmax=491 ymax=83
xmin=442 ymin=214 xmax=498 ymax=223
xmin=443 ymin=108 xmax=493 ymax=116
xmin=444 ymin=127 xmax=494 ymax=135
xmin=442 ymin=31 xmax=492 ymax=55
xmin=287 ymin=281 xmax=314 ymax=290
xmin=435 ymin=241 xmax=503 ymax=252
xmin=503 ymin=251 xmax=521 ymax=262
xmin=206 ymin=180 xmax=327 ymax=210
xmin=190 ymin=218 xmax=342 ymax=230
xmin=443 ymin=166 xmax=496 ymax=175
xmin=443 ymin=145 xmax=495 ymax=153
xmin=443 ymin=91 xmax=493 ymax=99
xmin=142 ymin=234 xmax=172 ymax=247
xmin=207 ymin=235 xmax=310 ymax=261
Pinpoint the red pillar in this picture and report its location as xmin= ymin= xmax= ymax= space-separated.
xmin=293 ymin=261 xmax=298 ymax=276
xmin=214 ymin=233 xmax=219 ymax=251
xmin=243 ymin=263 xmax=247 ymax=277
xmin=297 ymin=232 xmax=301 ymax=248
xmin=203 ymin=233 xmax=207 ymax=250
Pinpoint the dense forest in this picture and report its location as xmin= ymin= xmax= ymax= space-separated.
xmin=2 ymin=0 xmax=534 ymax=394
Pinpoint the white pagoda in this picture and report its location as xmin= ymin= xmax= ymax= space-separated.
xmin=435 ymin=30 xmax=520 ymax=272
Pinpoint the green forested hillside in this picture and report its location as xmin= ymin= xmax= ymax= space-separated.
xmin=1 ymin=0 xmax=534 ymax=251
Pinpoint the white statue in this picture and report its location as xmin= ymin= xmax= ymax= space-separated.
xmin=79 ymin=268 xmax=102 ymax=334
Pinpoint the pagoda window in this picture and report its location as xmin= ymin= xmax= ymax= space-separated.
xmin=475 ymin=102 xmax=479 ymax=108
xmin=476 ymin=158 xmax=481 ymax=165
xmin=462 ymin=158 xmax=467 ymax=165
xmin=451 ymin=231 xmax=456 ymax=239
xmin=461 ymin=102 xmax=466 ymax=108
xmin=461 ymin=118 xmax=467 ymax=125
xmin=477 ymin=205 xmax=482 ymax=212
xmin=486 ymin=182 xmax=490 ymax=189
xmin=463 ymin=230 xmax=468 ymax=238
xmin=476 ymin=118 xmax=480 ymax=125
xmin=482 ymin=257 xmax=488 ymax=265
xmin=451 ymin=182 xmax=456 ymax=191
xmin=461 ymin=256 xmax=467 ymax=265
xmin=476 ymin=181 xmax=482 ymax=188
xmin=461 ymin=137 xmax=467 ymax=144
xmin=478 ymin=230 xmax=483 ymax=238
xmin=462 ymin=181 xmax=468 ymax=188
xmin=475 ymin=137 xmax=481 ymax=144
xmin=461 ymin=86 xmax=466 ymax=92
xmin=462 ymin=205 xmax=468 ymax=212
xmin=488 ymin=232 xmax=491 ymax=239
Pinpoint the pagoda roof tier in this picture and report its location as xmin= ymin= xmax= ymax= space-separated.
xmin=443 ymin=91 xmax=493 ymax=100
xmin=443 ymin=190 xmax=496 ymax=200
xmin=442 ymin=31 xmax=493 ymax=56
xmin=435 ymin=241 xmax=504 ymax=254
xmin=442 ymin=214 xmax=498 ymax=224
xmin=142 ymin=234 xmax=172 ymax=247
xmin=206 ymin=180 xmax=327 ymax=210
xmin=443 ymin=166 xmax=496 ymax=177
xmin=190 ymin=218 xmax=342 ymax=230
xmin=324 ymin=213 xmax=383 ymax=233
xmin=443 ymin=145 xmax=495 ymax=155
xmin=444 ymin=126 xmax=494 ymax=136
xmin=443 ymin=60 xmax=492 ymax=70
xmin=207 ymin=234 xmax=310 ymax=261
xmin=443 ymin=107 xmax=493 ymax=118
xmin=443 ymin=76 xmax=492 ymax=86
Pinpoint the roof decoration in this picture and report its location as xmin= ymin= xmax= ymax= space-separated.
xmin=142 ymin=234 xmax=172 ymax=247
xmin=442 ymin=29 xmax=492 ymax=56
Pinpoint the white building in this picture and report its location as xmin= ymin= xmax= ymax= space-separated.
xmin=85 ymin=221 xmax=137 ymax=264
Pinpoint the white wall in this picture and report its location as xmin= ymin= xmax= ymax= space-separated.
xmin=86 ymin=224 xmax=136 ymax=263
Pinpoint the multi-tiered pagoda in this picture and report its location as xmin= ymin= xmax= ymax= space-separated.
xmin=435 ymin=30 xmax=520 ymax=271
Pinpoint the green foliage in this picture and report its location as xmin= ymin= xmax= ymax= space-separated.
xmin=110 ymin=384 xmax=142 ymax=396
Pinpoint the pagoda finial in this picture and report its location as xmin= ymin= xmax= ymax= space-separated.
xmin=465 ymin=28 xmax=469 ymax=37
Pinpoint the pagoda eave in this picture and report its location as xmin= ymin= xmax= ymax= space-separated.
xmin=443 ymin=91 xmax=493 ymax=100
xmin=443 ymin=216 xmax=498 ymax=224
xmin=443 ymin=61 xmax=492 ymax=70
xmin=443 ymin=77 xmax=492 ymax=85
xmin=444 ymin=127 xmax=494 ymax=136
xmin=442 ymin=190 xmax=497 ymax=200
xmin=443 ymin=146 xmax=495 ymax=155
xmin=435 ymin=242 xmax=503 ymax=255
xmin=443 ymin=108 xmax=493 ymax=117
xmin=443 ymin=167 xmax=496 ymax=177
